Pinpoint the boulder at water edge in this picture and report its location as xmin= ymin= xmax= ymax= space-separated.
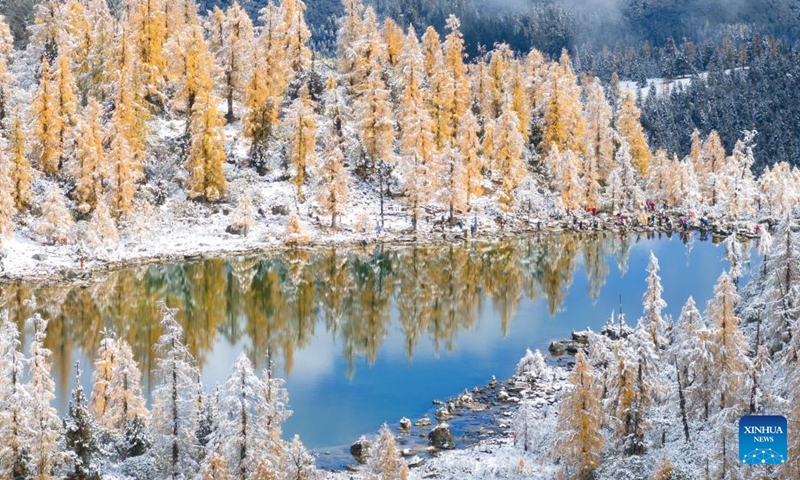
xmin=428 ymin=423 xmax=455 ymax=450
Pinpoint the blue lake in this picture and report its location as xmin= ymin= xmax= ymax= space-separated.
xmin=0 ymin=231 xmax=756 ymax=453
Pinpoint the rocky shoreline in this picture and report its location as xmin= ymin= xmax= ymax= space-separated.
xmin=319 ymin=349 xmax=577 ymax=475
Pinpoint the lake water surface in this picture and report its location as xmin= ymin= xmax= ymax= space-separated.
xmin=0 ymin=231 xmax=755 ymax=454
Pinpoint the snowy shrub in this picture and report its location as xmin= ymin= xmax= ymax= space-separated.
xmin=515 ymin=348 xmax=547 ymax=381
xmin=285 ymin=214 xmax=310 ymax=245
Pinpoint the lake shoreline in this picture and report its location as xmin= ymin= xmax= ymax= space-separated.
xmin=322 ymin=352 xmax=575 ymax=477
xmin=0 ymin=210 xmax=752 ymax=285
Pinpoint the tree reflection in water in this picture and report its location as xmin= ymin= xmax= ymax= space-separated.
xmin=0 ymin=231 xmax=720 ymax=409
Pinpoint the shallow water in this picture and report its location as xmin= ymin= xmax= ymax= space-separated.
xmin=0 ymin=231 xmax=755 ymax=453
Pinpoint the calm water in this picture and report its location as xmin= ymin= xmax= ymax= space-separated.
xmin=0 ymin=231 xmax=755 ymax=451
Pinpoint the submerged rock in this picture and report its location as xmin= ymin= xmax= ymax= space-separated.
xmin=350 ymin=436 xmax=370 ymax=464
xmin=428 ymin=423 xmax=455 ymax=450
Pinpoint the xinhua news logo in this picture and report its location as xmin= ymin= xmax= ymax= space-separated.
xmin=739 ymin=415 xmax=787 ymax=465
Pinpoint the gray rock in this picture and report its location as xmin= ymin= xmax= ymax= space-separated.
xmin=548 ymin=341 xmax=565 ymax=355
xmin=428 ymin=424 xmax=455 ymax=450
xmin=572 ymin=330 xmax=590 ymax=343
xmin=399 ymin=417 xmax=412 ymax=431
xmin=272 ymin=205 xmax=290 ymax=216
xmin=349 ymin=436 xmax=370 ymax=464
xmin=32 ymin=253 xmax=46 ymax=261
xmin=225 ymin=223 xmax=248 ymax=236
xmin=414 ymin=414 xmax=431 ymax=428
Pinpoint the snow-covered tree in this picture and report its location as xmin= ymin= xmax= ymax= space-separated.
xmin=583 ymin=78 xmax=615 ymax=181
xmin=231 ymin=192 xmax=256 ymax=236
xmin=7 ymin=112 xmax=32 ymax=211
xmin=88 ymin=198 xmax=119 ymax=251
xmin=285 ymin=85 xmax=318 ymax=202
xmin=212 ymin=353 xmax=273 ymax=478
xmin=641 ymin=252 xmax=669 ymax=351
xmin=0 ymin=151 xmax=15 ymax=240
xmin=109 ymin=128 xmax=137 ymax=220
xmin=106 ymin=339 xmax=148 ymax=435
xmin=456 ymin=109 xmax=484 ymax=207
xmin=541 ymin=53 xmax=585 ymax=155
xmin=64 ymin=362 xmax=99 ymax=480
xmin=282 ymin=434 xmax=316 ymax=480
xmin=70 ymin=99 xmax=107 ymax=214
xmin=27 ymin=311 xmax=64 ymax=478
xmin=90 ymin=331 xmax=118 ymax=426
xmin=706 ymin=272 xmax=751 ymax=413
xmin=185 ymin=90 xmax=228 ymax=203
xmin=0 ymin=16 xmax=14 ymax=122
xmin=516 ymin=348 xmax=547 ymax=382
xmin=36 ymin=185 xmax=74 ymax=245
xmin=616 ymin=91 xmax=652 ymax=176
xmin=215 ymin=2 xmax=255 ymax=122
xmin=167 ymin=24 xmax=215 ymax=119
xmin=760 ymin=216 xmax=800 ymax=356
xmin=150 ymin=305 xmax=201 ymax=478
xmin=31 ymin=58 xmax=63 ymax=177
xmin=485 ymin=96 xmax=527 ymax=211
xmin=0 ymin=312 xmax=33 ymax=479
xmin=554 ymin=351 xmax=604 ymax=479
xmin=605 ymin=140 xmax=644 ymax=213
xmin=316 ymin=136 xmax=350 ymax=229
xmin=366 ymin=423 xmax=407 ymax=480
xmin=397 ymin=26 xmax=437 ymax=229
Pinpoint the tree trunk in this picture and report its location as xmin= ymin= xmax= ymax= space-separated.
xmin=675 ymin=362 xmax=691 ymax=442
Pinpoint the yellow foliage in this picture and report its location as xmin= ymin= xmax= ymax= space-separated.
xmin=617 ymin=91 xmax=652 ymax=176
xmin=186 ymin=91 xmax=228 ymax=202
xmin=8 ymin=113 xmax=32 ymax=211
xmin=383 ymin=18 xmax=404 ymax=67
xmin=31 ymin=58 xmax=62 ymax=176
xmin=286 ymin=85 xmax=318 ymax=203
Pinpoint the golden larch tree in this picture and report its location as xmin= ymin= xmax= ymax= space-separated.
xmin=383 ymin=17 xmax=404 ymax=68
xmin=216 ymin=2 xmax=254 ymax=122
xmin=30 ymin=0 xmax=62 ymax=61
xmin=541 ymin=51 xmax=586 ymax=155
xmin=616 ymin=91 xmax=652 ymax=176
xmin=317 ymin=135 xmax=351 ymax=229
xmin=128 ymin=0 xmax=167 ymax=105
xmin=281 ymin=0 xmax=312 ymax=74
xmin=7 ymin=112 xmax=32 ymax=211
xmin=443 ymin=15 xmax=471 ymax=125
xmin=351 ymin=7 xmax=387 ymax=96
xmin=167 ymin=24 xmax=215 ymax=118
xmin=285 ymin=85 xmax=318 ymax=203
xmin=0 ymin=15 xmax=15 ymax=121
xmin=336 ymin=0 xmax=365 ymax=87
xmin=185 ymin=90 xmax=228 ymax=202
xmin=485 ymin=96 xmax=527 ymax=211
xmin=31 ymin=58 xmax=62 ymax=176
xmin=109 ymin=126 xmax=137 ymax=220
xmin=70 ymin=99 xmax=107 ymax=214
xmin=244 ymin=3 xmax=289 ymax=167
xmin=398 ymin=26 xmax=437 ymax=229
xmin=583 ymin=78 xmax=615 ymax=182
xmin=53 ymin=51 xmax=79 ymax=164
xmin=0 ymin=149 xmax=15 ymax=240
xmin=356 ymin=67 xmax=395 ymax=174
xmin=554 ymin=351 xmax=604 ymax=480
xmin=456 ymin=109 xmax=484 ymax=207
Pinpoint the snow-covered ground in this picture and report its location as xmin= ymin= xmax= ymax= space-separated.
xmin=620 ymin=68 xmax=748 ymax=98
